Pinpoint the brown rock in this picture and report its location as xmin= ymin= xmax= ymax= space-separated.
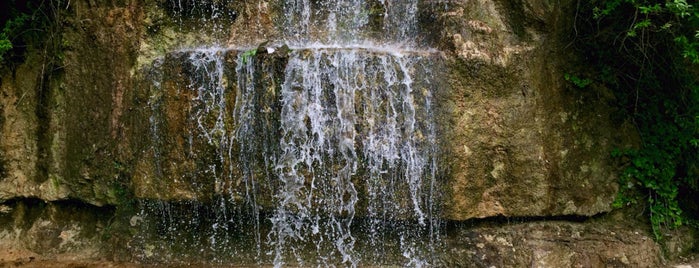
xmin=443 ymin=221 xmax=662 ymax=267
xmin=435 ymin=0 xmax=633 ymax=220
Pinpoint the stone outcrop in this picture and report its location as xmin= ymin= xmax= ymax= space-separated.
xmin=0 ymin=0 xmax=630 ymax=221
xmin=433 ymin=0 xmax=635 ymax=220
xmin=126 ymin=0 xmax=634 ymax=220
xmin=0 ymin=199 xmax=114 ymax=263
xmin=0 ymin=0 xmax=144 ymax=206
xmin=443 ymin=220 xmax=663 ymax=267
xmin=0 ymin=0 xmax=675 ymax=266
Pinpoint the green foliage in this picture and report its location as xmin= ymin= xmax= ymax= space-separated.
xmin=575 ymin=0 xmax=699 ymax=239
xmin=241 ymin=48 xmax=257 ymax=64
xmin=564 ymin=73 xmax=593 ymax=88
xmin=593 ymin=0 xmax=699 ymax=62
xmin=0 ymin=34 xmax=11 ymax=62
xmin=0 ymin=10 xmax=29 ymax=63
xmin=611 ymin=79 xmax=699 ymax=240
xmin=675 ymin=34 xmax=699 ymax=63
xmin=0 ymin=1 xmax=64 ymax=66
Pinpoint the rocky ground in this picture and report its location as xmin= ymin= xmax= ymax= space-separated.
xmin=1 ymin=256 xmax=697 ymax=267
xmin=1 ymin=210 xmax=695 ymax=267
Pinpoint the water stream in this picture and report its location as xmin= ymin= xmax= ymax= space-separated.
xmin=141 ymin=0 xmax=442 ymax=266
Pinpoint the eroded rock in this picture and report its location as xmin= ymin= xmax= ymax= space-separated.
xmin=443 ymin=221 xmax=662 ymax=267
xmin=0 ymin=0 xmax=673 ymax=266
xmin=435 ymin=0 xmax=633 ymax=220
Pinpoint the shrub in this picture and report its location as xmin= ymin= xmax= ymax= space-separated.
xmin=573 ymin=0 xmax=699 ymax=239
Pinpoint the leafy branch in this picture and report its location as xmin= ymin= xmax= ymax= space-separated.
xmin=576 ymin=0 xmax=699 ymax=240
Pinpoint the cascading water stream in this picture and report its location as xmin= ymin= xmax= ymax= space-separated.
xmin=263 ymin=47 xmax=439 ymax=266
xmin=142 ymin=0 xmax=442 ymax=266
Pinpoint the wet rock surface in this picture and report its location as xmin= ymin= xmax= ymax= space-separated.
xmin=0 ymin=0 xmax=693 ymax=266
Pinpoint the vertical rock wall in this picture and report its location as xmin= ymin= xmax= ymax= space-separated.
xmin=0 ymin=1 xmax=145 ymax=262
xmin=0 ymin=0 xmax=145 ymax=205
xmin=431 ymin=0 xmax=636 ymax=220
xmin=0 ymin=0 xmax=664 ymax=266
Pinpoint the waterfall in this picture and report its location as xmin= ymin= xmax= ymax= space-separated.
xmin=266 ymin=48 xmax=438 ymax=266
xmin=142 ymin=0 xmax=442 ymax=266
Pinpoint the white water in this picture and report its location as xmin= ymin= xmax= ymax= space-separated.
xmin=270 ymin=1 xmax=438 ymax=265
xmin=144 ymin=0 xmax=441 ymax=266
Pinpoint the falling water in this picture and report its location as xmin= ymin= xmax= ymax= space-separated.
xmin=264 ymin=48 xmax=439 ymax=266
xmin=142 ymin=0 xmax=442 ymax=266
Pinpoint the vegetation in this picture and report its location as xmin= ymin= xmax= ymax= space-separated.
xmin=572 ymin=0 xmax=698 ymax=239
xmin=564 ymin=73 xmax=593 ymax=88
xmin=241 ymin=48 xmax=257 ymax=64
xmin=0 ymin=33 xmax=12 ymax=62
xmin=0 ymin=0 xmax=63 ymax=66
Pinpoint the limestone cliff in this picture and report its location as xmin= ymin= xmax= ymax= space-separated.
xmin=0 ymin=0 xmax=676 ymax=266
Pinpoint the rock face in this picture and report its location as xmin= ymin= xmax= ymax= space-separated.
xmin=0 ymin=0 xmax=658 ymax=266
xmin=443 ymin=221 xmax=663 ymax=267
xmin=0 ymin=0 xmax=144 ymax=206
xmin=0 ymin=199 xmax=114 ymax=263
xmin=128 ymin=0 xmax=631 ymax=220
xmin=433 ymin=0 xmax=635 ymax=220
